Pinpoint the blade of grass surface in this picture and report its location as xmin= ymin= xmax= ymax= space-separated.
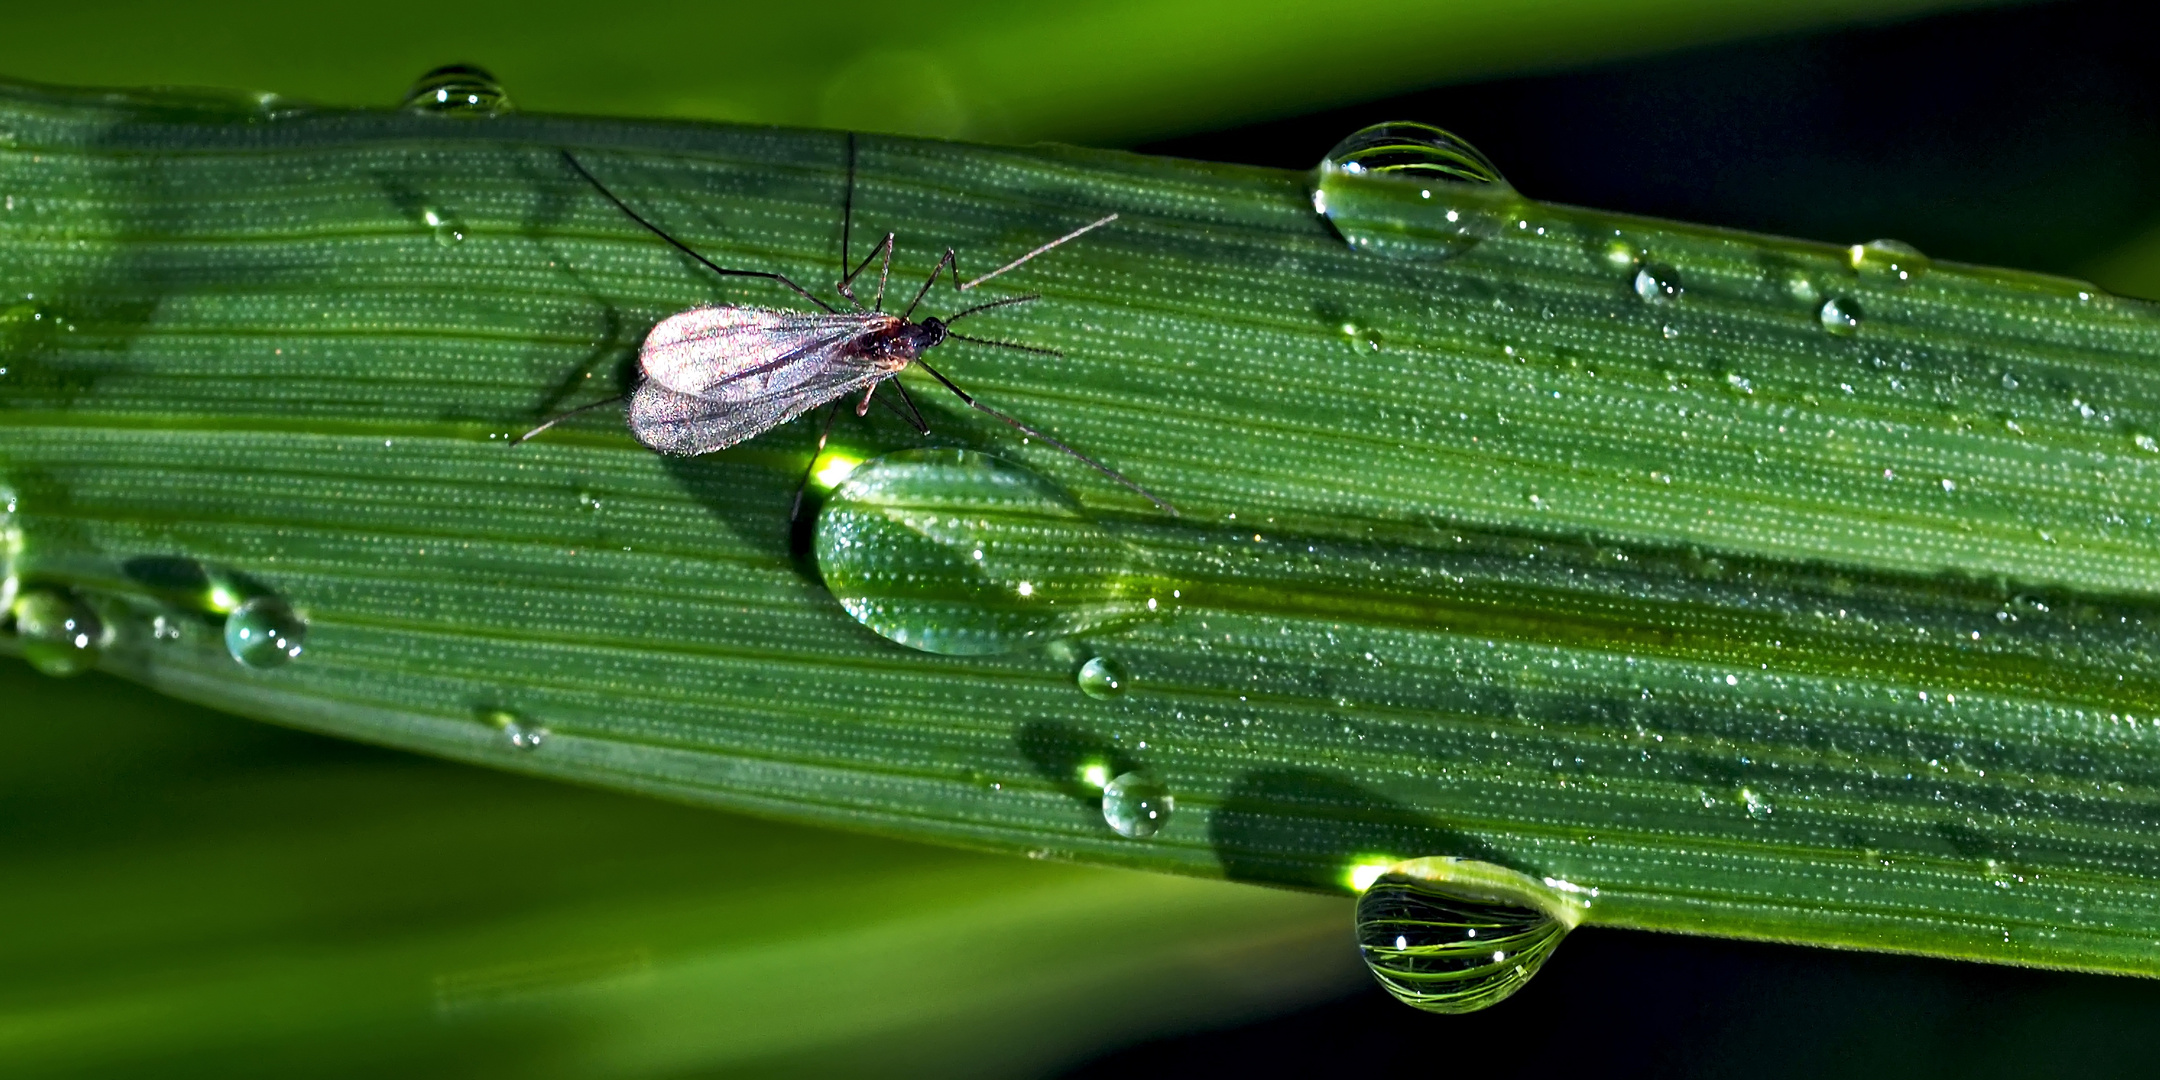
xmin=6 ymin=80 xmax=2160 ymax=977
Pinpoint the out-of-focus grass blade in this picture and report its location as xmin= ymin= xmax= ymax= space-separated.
xmin=8 ymin=78 xmax=2160 ymax=979
xmin=0 ymin=662 xmax=1358 ymax=1077
xmin=0 ymin=0 xmax=1995 ymax=143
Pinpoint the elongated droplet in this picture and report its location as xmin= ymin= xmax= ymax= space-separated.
xmin=1311 ymin=121 xmax=1518 ymax=262
xmin=224 ymin=596 xmax=307 ymax=668
xmin=0 ymin=483 xmax=17 ymax=616
xmin=400 ymin=64 xmax=514 ymax=117
xmin=1077 ymin=655 xmax=1128 ymax=699
xmin=1356 ymin=857 xmax=1584 ymax=1014
xmin=1101 ymin=771 xmax=1173 ymax=838
xmin=1819 ymin=296 xmax=1864 ymax=335
xmin=10 ymin=587 xmax=104 ymax=677
xmin=1850 ymin=239 xmax=1930 ymax=282
xmin=815 ymin=449 xmax=1160 ymax=656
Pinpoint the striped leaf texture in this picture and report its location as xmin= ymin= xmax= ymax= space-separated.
xmin=5 ymin=79 xmax=2160 ymax=976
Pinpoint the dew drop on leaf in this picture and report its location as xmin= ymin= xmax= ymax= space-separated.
xmin=1820 ymin=296 xmax=1863 ymax=335
xmin=1077 ymin=655 xmax=1128 ymax=699
xmin=1101 ymin=771 xmax=1173 ymax=838
xmin=400 ymin=65 xmax=515 ymax=117
xmin=1310 ymin=122 xmax=1517 ymax=262
xmin=814 ymin=449 xmax=1159 ymax=656
xmin=224 ymin=596 xmax=307 ymax=668
xmin=1355 ymin=857 xmax=1583 ymax=1014
xmin=10 ymin=586 xmax=104 ymax=677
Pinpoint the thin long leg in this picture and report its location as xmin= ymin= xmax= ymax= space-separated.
xmin=887 ymin=376 xmax=932 ymax=434
xmin=837 ymin=233 xmax=895 ymax=311
xmin=958 ymin=214 xmax=1119 ymax=291
xmin=841 ymin=133 xmax=855 ymax=282
xmin=515 ymin=393 xmax=629 ymax=444
xmin=900 ymin=249 xmax=961 ymax=321
xmin=561 ymin=151 xmax=837 ymax=313
xmin=788 ymin=402 xmax=845 ymax=525
xmin=911 ymin=358 xmax=1175 ymax=515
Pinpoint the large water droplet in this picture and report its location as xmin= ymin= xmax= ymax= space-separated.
xmin=400 ymin=64 xmax=514 ymax=117
xmin=1101 ymin=771 xmax=1173 ymax=838
xmin=814 ymin=449 xmax=1159 ymax=656
xmin=1077 ymin=655 xmax=1128 ymax=699
xmin=1850 ymin=239 xmax=1930 ymax=282
xmin=1819 ymin=296 xmax=1863 ymax=335
xmin=1311 ymin=122 xmax=1518 ymax=262
xmin=1355 ymin=857 xmax=1584 ymax=1014
xmin=10 ymin=587 xmax=104 ymax=677
xmin=224 ymin=597 xmax=307 ymax=668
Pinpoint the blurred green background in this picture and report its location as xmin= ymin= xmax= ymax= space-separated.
xmin=10 ymin=0 xmax=2160 ymax=1074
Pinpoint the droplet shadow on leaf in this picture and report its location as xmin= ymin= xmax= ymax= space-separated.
xmin=1210 ymin=768 xmax=1506 ymax=890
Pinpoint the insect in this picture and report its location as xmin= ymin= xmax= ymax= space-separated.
xmin=521 ymin=138 xmax=1173 ymax=516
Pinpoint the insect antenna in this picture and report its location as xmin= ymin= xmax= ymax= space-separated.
xmin=560 ymin=150 xmax=837 ymax=313
xmin=943 ymin=294 xmax=1040 ymax=324
xmin=514 ymin=393 xmax=628 ymax=444
xmin=945 ymin=331 xmax=1060 ymax=357
xmin=911 ymin=357 xmax=1175 ymax=515
xmin=959 ymin=214 xmax=1119 ymax=291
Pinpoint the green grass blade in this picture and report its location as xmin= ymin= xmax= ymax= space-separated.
xmin=6 ymin=80 xmax=2160 ymax=977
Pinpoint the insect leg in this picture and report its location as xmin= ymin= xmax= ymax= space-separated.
xmin=788 ymin=402 xmax=846 ymax=526
xmin=910 ymin=358 xmax=1175 ymax=515
xmin=899 ymin=248 xmax=961 ymax=320
xmin=854 ymin=383 xmax=878 ymax=417
xmin=837 ymin=233 xmax=895 ymax=311
xmin=841 ymin=132 xmax=856 ymax=281
xmin=560 ymin=150 xmax=837 ymax=313
xmin=887 ymin=377 xmax=932 ymax=435
xmin=958 ymin=213 xmax=1119 ymax=291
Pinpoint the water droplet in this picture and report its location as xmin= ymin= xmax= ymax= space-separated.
xmin=1100 ymin=771 xmax=1173 ymax=838
xmin=814 ymin=449 xmax=1159 ymax=656
xmin=400 ymin=64 xmax=514 ymax=117
xmin=483 ymin=709 xmax=548 ymax=750
xmin=224 ymin=597 xmax=306 ymax=668
xmin=1738 ymin=787 xmax=1773 ymax=818
xmin=1077 ymin=655 xmax=1128 ymax=699
xmin=422 ymin=206 xmax=466 ymax=246
xmin=1849 ymin=239 xmax=1930 ymax=282
xmin=1819 ymin=296 xmax=1863 ymax=335
xmin=1355 ymin=857 xmax=1583 ymax=1014
xmin=9 ymin=587 xmax=104 ymax=677
xmin=1311 ymin=122 xmax=1518 ymax=262
xmin=1633 ymin=264 xmax=1681 ymax=304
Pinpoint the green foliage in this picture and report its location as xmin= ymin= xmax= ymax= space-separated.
xmin=10 ymin=73 xmax=2160 ymax=987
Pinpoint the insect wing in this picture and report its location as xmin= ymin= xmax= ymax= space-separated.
xmin=641 ymin=306 xmax=893 ymax=401
xmin=628 ymin=348 xmax=889 ymax=456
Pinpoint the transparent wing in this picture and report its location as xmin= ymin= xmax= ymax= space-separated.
xmin=641 ymin=306 xmax=895 ymax=401
xmin=627 ymin=357 xmax=890 ymax=456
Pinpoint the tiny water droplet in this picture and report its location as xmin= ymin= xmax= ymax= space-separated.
xmin=421 ymin=206 xmax=467 ymax=246
xmin=484 ymin=709 xmax=548 ymax=750
xmin=1077 ymin=655 xmax=1128 ymax=699
xmin=1849 ymin=239 xmax=1930 ymax=282
xmin=1355 ymin=857 xmax=1582 ymax=1014
xmin=2135 ymin=432 xmax=2160 ymax=454
xmin=224 ymin=597 xmax=306 ymax=668
xmin=400 ymin=64 xmax=514 ymax=117
xmin=814 ymin=449 xmax=1159 ymax=656
xmin=1738 ymin=787 xmax=1773 ymax=818
xmin=1819 ymin=296 xmax=1863 ymax=335
xmin=1101 ymin=771 xmax=1173 ymax=838
xmin=1311 ymin=122 xmax=1517 ymax=262
xmin=1633 ymin=264 xmax=1681 ymax=304
xmin=10 ymin=587 xmax=104 ymax=677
